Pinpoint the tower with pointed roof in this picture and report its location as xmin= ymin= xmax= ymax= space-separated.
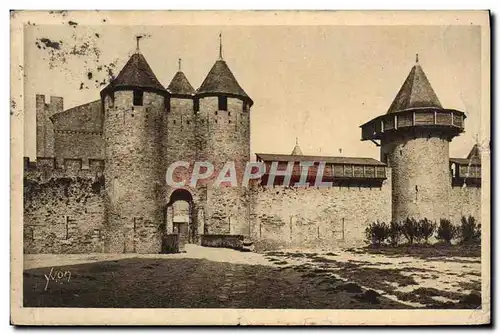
xmin=100 ymin=37 xmax=166 ymax=253
xmin=291 ymin=138 xmax=303 ymax=155
xmin=193 ymin=34 xmax=253 ymax=235
xmin=360 ymin=55 xmax=466 ymax=223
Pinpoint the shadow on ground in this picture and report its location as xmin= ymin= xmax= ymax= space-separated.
xmin=24 ymin=257 xmax=406 ymax=309
xmin=264 ymin=251 xmax=481 ymax=309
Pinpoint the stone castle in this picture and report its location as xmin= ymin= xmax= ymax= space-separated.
xmin=24 ymin=42 xmax=482 ymax=253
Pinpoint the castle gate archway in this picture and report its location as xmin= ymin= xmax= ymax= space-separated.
xmin=164 ymin=189 xmax=196 ymax=246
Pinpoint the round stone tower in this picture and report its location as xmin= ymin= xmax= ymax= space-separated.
xmin=194 ymin=39 xmax=253 ymax=236
xmin=100 ymin=42 xmax=166 ymax=253
xmin=360 ymin=56 xmax=466 ymax=223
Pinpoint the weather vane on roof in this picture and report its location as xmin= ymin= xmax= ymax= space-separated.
xmin=135 ymin=35 xmax=143 ymax=53
xmin=416 ymin=53 xmax=419 ymax=63
xmin=178 ymin=58 xmax=182 ymax=71
xmin=219 ymin=32 xmax=223 ymax=60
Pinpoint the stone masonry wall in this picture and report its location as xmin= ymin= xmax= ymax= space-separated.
xmin=164 ymin=97 xmax=196 ymax=202
xmin=193 ymin=96 xmax=251 ymax=237
xmin=54 ymin=132 xmax=104 ymax=167
xmin=52 ymin=99 xmax=104 ymax=164
xmin=103 ymin=90 xmax=165 ymax=254
xmin=36 ymin=95 xmax=63 ymax=157
xmin=205 ymin=186 xmax=251 ymax=236
xmin=198 ymin=96 xmax=250 ymax=182
xmin=382 ymin=133 xmax=451 ymax=223
xmin=23 ymin=165 xmax=105 ymax=254
xmin=449 ymin=185 xmax=481 ymax=225
xmin=250 ymin=173 xmax=392 ymax=248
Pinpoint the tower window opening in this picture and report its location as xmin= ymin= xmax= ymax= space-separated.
xmin=133 ymin=90 xmax=144 ymax=106
xmin=228 ymin=111 xmax=231 ymax=116
xmin=193 ymin=99 xmax=199 ymax=112
xmin=218 ymin=96 xmax=228 ymax=111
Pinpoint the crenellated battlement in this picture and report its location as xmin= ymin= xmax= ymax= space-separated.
xmin=23 ymin=157 xmax=105 ymax=179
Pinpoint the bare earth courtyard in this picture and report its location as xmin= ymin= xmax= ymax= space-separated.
xmin=23 ymin=245 xmax=481 ymax=309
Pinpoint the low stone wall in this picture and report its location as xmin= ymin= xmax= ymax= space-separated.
xmin=23 ymin=172 xmax=106 ymax=254
xmin=201 ymin=234 xmax=245 ymax=250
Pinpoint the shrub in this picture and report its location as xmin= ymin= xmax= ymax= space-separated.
xmin=365 ymin=221 xmax=390 ymax=246
xmin=387 ymin=221 xmax=403 ymax=246
xmin=418 ymin=218 xmax=436 ymax=244
xmin=458 ymin=215 xmax=481 ymax=245
xmin=401 ymin=217 xmax=419 ymax=245
xmin=436 ymin=219 xmax=456 ymax=244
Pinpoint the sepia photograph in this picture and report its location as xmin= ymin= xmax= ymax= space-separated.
xmin=10 ymin=10 xmax=490 ymax=325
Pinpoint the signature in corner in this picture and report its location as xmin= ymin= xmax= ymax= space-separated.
xmin=44 ymin=267 xmax=71 ymax=291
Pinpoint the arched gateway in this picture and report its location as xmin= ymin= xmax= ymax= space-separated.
xmin=164 ymin=189 xmax=197 ymax=247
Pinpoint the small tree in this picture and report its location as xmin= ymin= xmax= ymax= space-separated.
xmin=365 ymin=221 xmax=390 ymax=247
xmin=436 ymin=219 xmax=456 ymax=244
xmin=401 ymin=217 xmax=419 ymax=245
xmin=458 ymin=215 xmax=481 ymax=245
xmin=418 ymin=218 xmax=437 ymax=244
xmin=387 ymin=221 xmax=403 ymax=247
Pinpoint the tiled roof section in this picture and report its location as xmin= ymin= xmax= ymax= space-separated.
xmin=255 ymin=153 xmax=386 ymax=166
xmin=197 ymin=59 xmax=250 ymax=100
xmin=449 ymin=157 xmax=481 ymax=166
xmin=167 ymin=71 xmax=195 ymax=95
xmin=467 ymin=144 xmax=481 ymax=160
xmin=102 ymin=52 xmax=165 ymax=94
xmin=387 ymin=63 xmax=442 ymax=114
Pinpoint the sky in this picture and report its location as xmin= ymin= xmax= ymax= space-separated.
xmin=23 ymin=23 xmax=482 ymax=160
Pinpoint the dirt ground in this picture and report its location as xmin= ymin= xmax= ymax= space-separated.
xmin=23 ymin=245 xmax=481 ymax=309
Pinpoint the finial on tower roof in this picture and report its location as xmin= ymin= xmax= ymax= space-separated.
xmin=219 ymin=32 xmax=223 ymax=60
xmin=135 ymin=35 xmax=142 ymax=53
xmin=416 ymin=53 xmax=419 ymax=63
xmin=178 ymin=58 xmax=182 ymax=72
xmin=296 ymin=137 xmax=299 ymax=145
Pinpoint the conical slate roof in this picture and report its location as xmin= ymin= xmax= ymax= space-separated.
xmin=197 ymin=59 xmax=252 ymax=103
xmin=291 ymin=139 xmax=303 ymax=155
xmin=291 ymin=145 xmax=303 ymax=156
xmin=167 ymin=71 xmax=195 ymax=96
xmin=387 ymin=61 xmax=442 ymax=114
xmin=102 ymin=52 xmax=165 ymax=95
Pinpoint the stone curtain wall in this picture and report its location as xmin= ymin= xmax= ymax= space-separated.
xmin=54 ymin=132 xmax=104 ymax=167
xmin=23 ymin=163 xmax=106 ymax=254
xmin=250 ymin=174 xmax=392 ymax=248
xmin=449 ymin=185 xmax=481 ymax=225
